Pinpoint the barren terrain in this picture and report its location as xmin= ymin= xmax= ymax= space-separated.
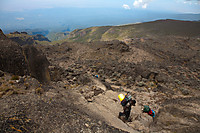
xmin=0 ymin=20 xmax=200 ymax=132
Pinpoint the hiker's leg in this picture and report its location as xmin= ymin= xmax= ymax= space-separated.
xmin=124 ymin=110 xmax=130 ymax=120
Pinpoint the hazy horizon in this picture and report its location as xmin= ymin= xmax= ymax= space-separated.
xmin=0 ymin=0 xmax=200 ymax=33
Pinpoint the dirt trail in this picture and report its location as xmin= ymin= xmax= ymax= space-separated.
xmin=86 ymin=91 xmax=138 ymax=133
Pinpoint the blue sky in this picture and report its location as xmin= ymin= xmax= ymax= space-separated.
xmin=0 ymin=0 xmax=200 ymax=32
xmin=0 ymin=0 xmax=200 ymax=13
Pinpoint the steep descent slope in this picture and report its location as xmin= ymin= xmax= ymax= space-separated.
xmin=36 ymin=34 xmax=200 ymax=132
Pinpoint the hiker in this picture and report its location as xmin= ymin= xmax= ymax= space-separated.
xmin=118 ymin=92 xmax=136 ymax=122
xmin=142 ymin=105 xmax=155 ymax=119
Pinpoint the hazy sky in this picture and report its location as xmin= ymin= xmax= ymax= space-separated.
xmin=0 ymin=0 xmax=200 ymax=13
xmin=0 ymin=0 xmax=200 ymax=31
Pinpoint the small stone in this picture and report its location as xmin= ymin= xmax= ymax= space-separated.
xmin=73 ymin=77 xmax=77 ymax=81
xmin=128 ymin=76 xmax=133 ymax=81
xmin=85 ymin=123 xmax=89 ymax=127
xmin=87 ymin=98 xmax=93 ymax=102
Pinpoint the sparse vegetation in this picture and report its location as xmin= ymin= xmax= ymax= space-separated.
xmin=35 ymin=87 xmax=44 ymax=95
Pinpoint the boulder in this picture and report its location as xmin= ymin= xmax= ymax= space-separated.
xmin=23 ymin=45 xmax=50 ymax=83
xmin=0 ymin=35 xmax=29 ymax=75
xmin=0 ymin=29 xmax=50 ymax=82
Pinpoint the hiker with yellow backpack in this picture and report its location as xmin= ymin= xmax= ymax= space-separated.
xmin=118 ymin=92 xmax=136 ymax=122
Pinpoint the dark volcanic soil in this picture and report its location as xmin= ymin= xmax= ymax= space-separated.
xmin=0 ymin=87 xmax=127 ymax=133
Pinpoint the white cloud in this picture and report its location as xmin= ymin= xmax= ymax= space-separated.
xmin=182 ymin=0 xmax=200 ymax=5
xmin=122 ymin=4 xmax=131 ymax=9
xmin=142 ymin=3 xmax=147 ymax=8
xmin=16 ymin=17 xmax=24 ymax=20
xmin=133 ymin=0 xmax=152 ymax=9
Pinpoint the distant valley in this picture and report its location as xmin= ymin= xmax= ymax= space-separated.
xmin=1 ymin=7 xmax=200 ymax=40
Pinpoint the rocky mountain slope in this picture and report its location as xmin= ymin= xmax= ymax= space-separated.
xmin=66 ymin=19 xmax=200 ymax=42
xmin=37 ymin=36 xmax=199 ymax=132
xmin=1 ymin=19 xmax=200 ymax=133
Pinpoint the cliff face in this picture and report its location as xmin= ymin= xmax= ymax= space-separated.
xmin=0 ymin=29 xmax=50 ymax=83
xmin=23 ymin=45 xmax=50 ymax=83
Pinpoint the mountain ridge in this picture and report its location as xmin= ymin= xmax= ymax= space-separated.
xmin=66 ymin=19 xmax=200 ymax=42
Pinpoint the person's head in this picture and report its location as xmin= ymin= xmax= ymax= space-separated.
xmin=130 ymin=99 xmax=136 ymax=106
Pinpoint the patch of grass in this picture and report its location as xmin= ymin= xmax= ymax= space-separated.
xmin=35 ymin=87 xmax=44 ymax=95
xmin=0 ymin=85 xmax=24 ymax=97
